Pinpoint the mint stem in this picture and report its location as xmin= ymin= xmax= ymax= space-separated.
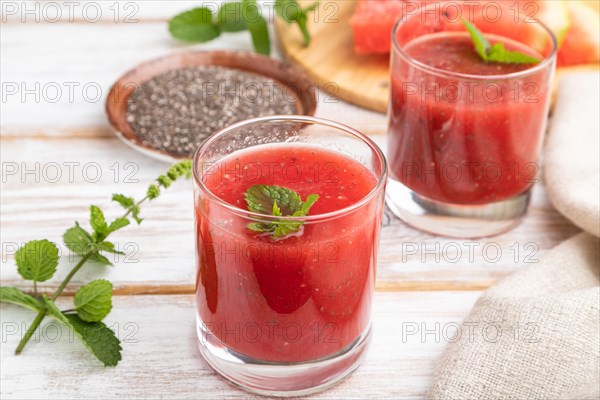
xmin=299 ymin=24 xmax=311 ymax=46
xmin=15 ymin=251 xmax=93 ymax=354
xmin=50 ymin=252 xmax=94 ymax=301
xmin=14 ymin=195 xmax=150 ymax=355
xmin=15 ymin=310 xmax=46 ymax=354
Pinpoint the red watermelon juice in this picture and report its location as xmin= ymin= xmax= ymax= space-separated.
xmin=195 ymin=144 xmax=382 ymax=363
xmin=388 ymin=31 xmax=553 ymax=205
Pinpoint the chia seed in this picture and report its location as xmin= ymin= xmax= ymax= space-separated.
xmin=126 ymin=66 xmax=298 ymax=158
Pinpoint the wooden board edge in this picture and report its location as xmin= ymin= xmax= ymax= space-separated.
xmin=1 ymin=280 xmax=494 ymax=297
xmin=274 ymin=18 xmax=389 ymax=114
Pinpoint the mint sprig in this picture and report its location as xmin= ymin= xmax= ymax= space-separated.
xmin=245 ymin=185 xmax=319 ymax=238
xmin=0 ymin=160 xmax=192 ymax=366
xmin=462 ymin=19 xmax=540 ymax=64
xmin=169 ymin=0 xmax=318 ymax=55
xmin=275 ymin=0 xmax=319 ymax=45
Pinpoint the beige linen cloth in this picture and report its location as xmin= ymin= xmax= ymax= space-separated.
xmin=428 ymin=72 xmax=600 ymax=400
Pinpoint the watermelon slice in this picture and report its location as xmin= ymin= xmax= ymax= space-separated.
xmin=349 ymin=0 xmax=427 ymax=54
xmin=350 ymin=0 xmax=570 ymax=57
xmin=557 ymin=1 xmax=600 ymax=66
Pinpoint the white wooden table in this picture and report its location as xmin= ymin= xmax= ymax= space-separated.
xmin=0 ymin=2 xmax=580 ymax=398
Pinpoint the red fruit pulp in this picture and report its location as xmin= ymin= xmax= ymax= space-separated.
xmin=388 ymin=32 xmax=552 ymax=204
xmin=195 ymin=144 xmax=382 ymax=362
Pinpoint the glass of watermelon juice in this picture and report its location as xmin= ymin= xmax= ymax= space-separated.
xmin=193 ymin=116 xmax=387 ymax=396
xmin=386 ymin=3 xmax=557 ymax=238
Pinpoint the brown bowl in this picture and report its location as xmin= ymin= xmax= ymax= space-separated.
xmin=106 ymin=50 xmax=317 ymax=162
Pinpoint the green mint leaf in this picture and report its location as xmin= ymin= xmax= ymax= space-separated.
xmin=90 ymin=205 xmax=108 ymax=238
xmin=147 ymin=184 xmax=160 ymax=200
xmin=0 ymin=287 xmax=42 ymax=312
xmin=242 ymin=0 xmax=270 ymax=55
xmin=272 ymin=200 xmax=282 ymax=217
xmin=64 ymin=223 xmax=94 ymax=256
xmin=107 ymin=217 xmax=130 ymax=234
xmin=273 ymin=194 xmax=319 ymax=238
xmin=42 ymin=296 xmax=122 ymax=367
xmin=245 ymin=185 xmax=319 ymax=238
xmin=157 ymin=175 xmax=172 ymax=188
xmin=112 ymin=194 xmax=134 ymax=209
xmin=275 ymin=0 xmax=299 ymax=23
xmin=298 ymin=3 xmax=318 ymax=45
xmin=487 ymin=42 xmax=540 ymax=64
xmin=275 ymin=0 xmax=318 ymax=45
xmin=273 ymin=220 xmax=302 ymax=238
xmin=462 ymin=19 xmax=540 ymax=65
xmin=64 ymin=314 xmax=122 ymax=367
xmin=15 ymin=240 xmax=59 ymax=283
xmin=97 ymin=241 xmax=125 ymax=255
xmin=217 ymin=2 xmax=247 ymax=32
xmin=304 ymin=2 xmax=319 ymax=13
xmin=247 ymin=222 xmax=275 ymax=233
xmin=462 ymin=18 xmax=490 ymax=61
xmin=89 ymin=252 xmax=113 ymax=267
xmin=293 ymin=194 xmax=319 ymax=217
xmin=74 ymin=279 xmax=113 ymax=322
xmin=169 ymin=8 xmax=221 ymax=43
xmin=247 ymin=15 xmax=270 ymax=55
xmin=65 ymin=224 xmax=112 ymax=265
xmin=245 ymin=185 xmax=304 ymax=215
xmin=131 ymin=205 xmax=142 ymax=224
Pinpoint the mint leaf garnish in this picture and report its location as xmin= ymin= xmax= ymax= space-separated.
xmin=487 ymin=42 xmax=541 ymax=64
xmin=15 ymin=240 xmax=59 ymax=283
xmin=272 ymin=201 xmax=283 ymax=217
xmin=462 ymin=18 xmax=490 ymax=61
xmin=245 ymin=184 xmax=304 ymax=215
xmin=273 ymin=194 xmax=320 ymax=237
xmin=462 ymin=19 xmax=540 ymax=64
xmin=295 ymin=194 xmax=319 ymax=216
xmin=169 ymin=8 xmax=221 ymax=43
xmin=74 ymin=280 xmax=113 ymax=322
xmin=0 ymin=287 xmax=42 ymax=313
xmin=245 ymin=185 xmax=319 ymax=238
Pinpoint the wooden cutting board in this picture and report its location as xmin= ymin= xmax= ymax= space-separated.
xmin=275 ymin=0 xmax=600 ymax=114
xmin=275 ymin=0 xmax=390 ymax=113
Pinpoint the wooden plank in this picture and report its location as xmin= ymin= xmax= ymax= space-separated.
xmin=0 ymin=18 xmax=387 ymax=141
xmin=0 ymin=291 xmax=481 ymax=399
xmin=0 ymin=136 xmax=580 ymax=294
xmin=1 ymin=1 xmax=225 ymax=23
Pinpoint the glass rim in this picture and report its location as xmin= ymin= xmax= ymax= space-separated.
xmin=391 ymin=4 xmax=558 ymax=81
xmin=192 ymin=115 xmax=388 ymax=223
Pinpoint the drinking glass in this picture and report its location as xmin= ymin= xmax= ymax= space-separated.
xmin=386 ymin=3 xmax=557 ymax=237
xmin=193 ymin=116 xmax=387 ymax=396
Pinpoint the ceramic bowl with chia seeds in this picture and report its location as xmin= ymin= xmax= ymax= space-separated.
xmin=106 ymin=51 xmax=317 ymax=162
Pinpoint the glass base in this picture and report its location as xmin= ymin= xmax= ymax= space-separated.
xmin=385 ymin=178 xmax=531 ymax=238
xmin=196 ymin=316 xmax=371 ymax=397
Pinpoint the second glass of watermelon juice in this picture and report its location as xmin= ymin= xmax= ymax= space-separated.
xmin=386 ymin=3 xmax=557 ymax=238
xmin=193 ymin=116 xmax=387 ymax=396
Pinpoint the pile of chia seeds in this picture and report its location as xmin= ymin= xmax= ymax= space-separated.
xmin=126 ymin=66 xmax=297 ymax=158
